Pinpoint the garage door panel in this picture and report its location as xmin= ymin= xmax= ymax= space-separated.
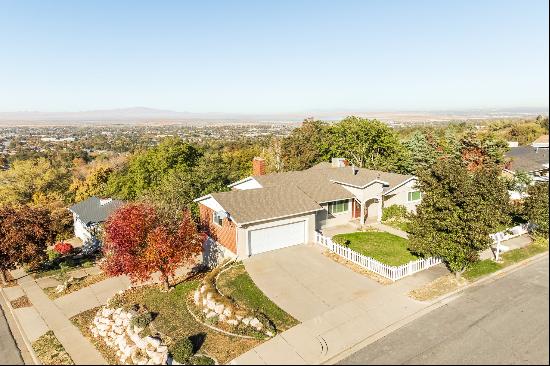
xmin=249 ymin=221 xmax=305 ymax=255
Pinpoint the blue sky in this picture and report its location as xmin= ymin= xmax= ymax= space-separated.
xmin=0 ymin=0 xmax=548 ymax=113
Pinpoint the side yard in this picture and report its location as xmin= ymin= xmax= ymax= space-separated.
xmin=71 ymin=263 xmax=297 ymax=365
xmin=409 ymin=236 xmax=549 ymax=301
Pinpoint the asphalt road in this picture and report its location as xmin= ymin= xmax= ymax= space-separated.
xmin=0 ymin=303 xmax=23 ymax=365
xmin=339 ymin=256 xmax=549 ymax=365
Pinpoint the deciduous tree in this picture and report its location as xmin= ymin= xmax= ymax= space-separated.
xmin=0 ymin=205 xmax=56 ymax=284
xmin=408 ymin=158 xmax=511 ymax=279
xmin=523 ymin=183 xmax=549 ymax=236
xmin=324 ymin=117 xmax=408 ymax=172
xmin=102 ymin=203 xmax=202 ymax=291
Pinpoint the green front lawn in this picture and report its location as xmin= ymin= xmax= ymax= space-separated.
xmin=332 ymin=231 xmax=418 ymax=266
xmin=216 ymin=264 xmax=298 ymax=332
xmin=464 ymin=236 xmax=549 ymax=281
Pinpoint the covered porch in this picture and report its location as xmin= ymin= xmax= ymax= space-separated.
xmin=351 ymin=196 xmax=383 ymax=225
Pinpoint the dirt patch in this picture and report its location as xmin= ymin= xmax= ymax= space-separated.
xmin=409 ymin=274 xmax=469 ymax=301
xmin=44 ymin=273 xmax=107 ymax=300
xmin=1 ymin=270 xmax=18 ymax=288
xmin=32 ymin=330 xmax=74 ymax=365
xmin=323 ymin=250 xmax=393 ymax=285
xmin=10 ymin=295 xmax=32 ymax=309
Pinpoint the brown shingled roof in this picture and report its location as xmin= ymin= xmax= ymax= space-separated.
xmin=211 ymin=186 xmax=323 ymax=224
xmin=202 ymin=163 xmax=414 ymax=224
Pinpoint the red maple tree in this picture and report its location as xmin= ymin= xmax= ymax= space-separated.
xmin=102 ymin=203 xmax=202 ymax=291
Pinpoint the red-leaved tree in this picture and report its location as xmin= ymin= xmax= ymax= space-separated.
xmin=0 ymin=205 xmax=56 ymax=284
xmin=101 ymin=203 xmax=202 ymax=291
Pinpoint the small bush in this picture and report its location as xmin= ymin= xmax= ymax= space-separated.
xmin=54 ymin=242 xmax=74 ymax=255
xmin=130 ymin=312 xmax=153 ymax=329
xmin=382 ymin=205 xmax=408 ymax=221
xmin=47 ymin=249 xmax=61 ymax=262
xmin=189 ymin=354 xmax=215 ymax=365
xmin=170 ymin=337 xmax=194 ymax=363
xmin=107 ymin=293 xmax=126 ymax=309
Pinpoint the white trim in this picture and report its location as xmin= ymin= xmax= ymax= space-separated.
xmin=193 ymin=194 xmax=213 ymax=203
xmin=238 ymin=208 xmax=324 ymax=226
xmin=227 ymin=176 xmax=263 ymax=188
xmin=382 ymin=177 xmax=417 ymax=196
xmin=330 ymin=179 xmax=390 ymax=189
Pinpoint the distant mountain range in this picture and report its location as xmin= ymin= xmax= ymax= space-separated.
xmin=0 ymin=106 xmax=547 ymax=125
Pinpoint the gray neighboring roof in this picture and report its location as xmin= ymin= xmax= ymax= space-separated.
xmin=68 ymin=197 xmax=124 ymax=225
xmin=211 ymin=186 xmax=323 ymax=224
xmin=505 ymin=147 xmax=549 ymax=173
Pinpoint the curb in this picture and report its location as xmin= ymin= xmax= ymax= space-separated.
xmin=323 ymin=250 xmax=549 ymax=365
xmin=0 ymin=287 xmax=42 ymax=365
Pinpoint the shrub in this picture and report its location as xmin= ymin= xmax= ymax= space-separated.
xmin=170 ymin=337 xmax=194 ymax=363
xmin=53 ymin=242 xmax=73 ymax=255
xmin=189 ymin=355 xmax=215 ymax=365
xmin=382 ymin=205 xmax=408 ymax=222
xmin=47 ymin=249 xmax=61 ymax=262
xmin=130 ymin=312 xmax=153 ymax=329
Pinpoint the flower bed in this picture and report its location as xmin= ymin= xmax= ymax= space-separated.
xmin=190 ymin=261 xmax=275 ymax=339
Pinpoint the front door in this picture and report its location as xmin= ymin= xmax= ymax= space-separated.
xmin=352 ymin=199 xmax=361 ymax=219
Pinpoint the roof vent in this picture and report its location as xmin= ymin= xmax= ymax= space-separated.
xmin=351 ymin=164 xmax=359 ymax=175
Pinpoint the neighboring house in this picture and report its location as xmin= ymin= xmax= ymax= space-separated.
xmin=531 ymin=134 xmax=549 ymax=150
xmin=68 ymin=197 xmax=124 ymax=243
xmin=195 ymin=157 xmax=420 ymax=258
xmin=504 ymin=137 xmax=549 ymax=183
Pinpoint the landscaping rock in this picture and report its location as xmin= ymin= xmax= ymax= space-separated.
xmin=222 ymin=308 xmax=232 ymax=317
xmin=214 ymin=304 xmax=224 ymax=314
xmin=206 ymin=311 xmax=217 ymax=319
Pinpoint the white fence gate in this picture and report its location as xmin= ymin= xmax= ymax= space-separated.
xmin=315 ymin=232 xmax=442 ymax=281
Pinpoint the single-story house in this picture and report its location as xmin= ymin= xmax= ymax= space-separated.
xmin=195 ymin=157 xmax=421 ymax=259
xmin=68 ymin=197 xmax=124 ymax=243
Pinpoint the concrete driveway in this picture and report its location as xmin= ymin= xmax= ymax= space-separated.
xmin=244 ymin=244 xmax=383 ymax=322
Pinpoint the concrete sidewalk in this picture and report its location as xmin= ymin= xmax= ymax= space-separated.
xmin=12 ymin=269 xmax=108 ymax=365
xmin=55 ymin=275 xmax=130 ymax=318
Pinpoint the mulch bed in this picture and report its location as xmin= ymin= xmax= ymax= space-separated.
xmin=11 ymin=295 xmax=32 ymax=309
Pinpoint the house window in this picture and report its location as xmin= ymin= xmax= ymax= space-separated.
xmin=213 ymin=211 xmax=223 ymax=226
xmin=328 ymin=200 xmax=349 ymax=214
xmin=408 ymin=191 xmax=421 ymax=202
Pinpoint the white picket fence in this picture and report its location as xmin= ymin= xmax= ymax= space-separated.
xmin=490 ymin=223 xmax=530 ymax=242
xmin=315 ymin=232 xmax=442 ymax=281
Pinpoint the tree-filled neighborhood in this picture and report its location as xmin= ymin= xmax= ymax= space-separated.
xmin=0 ymin=1 xmax=548 ymax=365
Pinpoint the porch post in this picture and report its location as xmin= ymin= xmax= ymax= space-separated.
xmin=360 ymin=200 xmax=365 ymax=226
xmin=377 ymin=195 xmax=383 ymax=223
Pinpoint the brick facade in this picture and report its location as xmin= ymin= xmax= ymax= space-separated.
xmin=199 ymin=204 xmax=237 ymax=254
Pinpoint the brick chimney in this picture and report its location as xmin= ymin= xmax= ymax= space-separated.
xmin=252 ymin=157 xmax=266 ymax=176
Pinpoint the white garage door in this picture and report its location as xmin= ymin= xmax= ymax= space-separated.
xmin=248 ymin=220 xmax=306 ymax=255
